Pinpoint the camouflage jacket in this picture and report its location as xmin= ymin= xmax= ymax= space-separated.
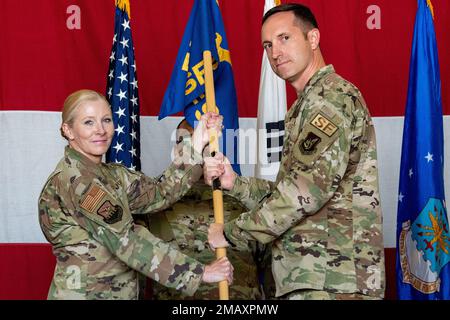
xmin=38 ymin=139 xmax=205 ymax=300
xmin=147 ymin=182 xmax=263 ymax=300
xmin=224 ymin=65 xmax=385 ymax=298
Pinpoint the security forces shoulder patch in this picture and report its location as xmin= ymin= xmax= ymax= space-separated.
xmin=310 ymin=112 xmax=338 ymax=137
xmin=293 ymin=109 xmax=343 ymax=165
xmin=299 ymin=132 xmax=321 ymax=155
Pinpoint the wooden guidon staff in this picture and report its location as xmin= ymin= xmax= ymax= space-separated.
xmin=203 ymin=50 xmax=229 ymax=300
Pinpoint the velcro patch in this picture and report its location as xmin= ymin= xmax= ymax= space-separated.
xmin=310 ymin=113 xmax=338 ymax=137
xmin=293 ymin=111 xmax=342 ymax=166
xmin=97 ymin=200 xmax=123 ymax=224
xmin=80 ymin=185 xmax=106 ymax=213
xmin=299 ymin=132 xmax=321 ymax=155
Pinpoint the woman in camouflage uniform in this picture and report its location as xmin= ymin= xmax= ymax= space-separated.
xmin=38 ymin=89 xmax=233 ymax=300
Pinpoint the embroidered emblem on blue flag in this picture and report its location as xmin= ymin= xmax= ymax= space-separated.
xmin=396 ymin=0 xmax=450 ymax=300
xmin=159 ymin=0 xmax=241 ymax=174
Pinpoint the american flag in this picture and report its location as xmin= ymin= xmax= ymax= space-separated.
xmin=105 ymin=0 xmax=141 ymax=171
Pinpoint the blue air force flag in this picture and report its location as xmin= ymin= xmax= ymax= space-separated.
xmin=396 ymin=0 xmax=450 ymax=300
xmin=105 ymin=0 xmax=141 ymax=171
xmin=159 ymin=0 xmax=241 ymax=174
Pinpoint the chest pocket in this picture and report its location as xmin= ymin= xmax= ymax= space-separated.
xmin=293 ymin=109 xmax=343 ymax=166
xmin=78 ymin=183 xmax=131 ymax=233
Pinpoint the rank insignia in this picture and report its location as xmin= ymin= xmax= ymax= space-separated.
xmin=97 ymin=200 xmax=123 ymax=224
xmin=299 ymin=132 xmax=321 ymax=155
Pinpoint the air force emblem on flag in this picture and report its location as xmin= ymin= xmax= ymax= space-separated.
xmin=399 ymin=198 xmax=450 ymax=293
xmin=396 ymin=0 xmax=449 ymax=299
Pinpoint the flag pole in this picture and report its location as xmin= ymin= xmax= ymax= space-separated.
xmin=203 ymin=50 xmax=229 ymax=300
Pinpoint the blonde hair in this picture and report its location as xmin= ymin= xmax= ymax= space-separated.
xmin=60 ymin=89 xmax=109 ymax=140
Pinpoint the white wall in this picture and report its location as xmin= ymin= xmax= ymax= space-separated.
xmin=2 ymin=111 xmax=450 ymax=247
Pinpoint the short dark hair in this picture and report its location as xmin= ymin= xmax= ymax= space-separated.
xmin=262 ymin=3 xmax=318 ymax=35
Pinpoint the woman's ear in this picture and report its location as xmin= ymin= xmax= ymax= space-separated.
xmin=62 ymin=123 xmax=74 ymax=140
xmin=308 ymin=28 xmax=321 ymax=50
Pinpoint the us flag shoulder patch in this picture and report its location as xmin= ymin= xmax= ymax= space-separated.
xmin=80 ymin=185 xmax=106 ymax=213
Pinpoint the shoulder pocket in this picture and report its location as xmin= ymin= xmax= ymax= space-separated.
xmin=78 ymin=183 xmax=131 ymax=233
xmin=293 ymin=110 xmax=343 ymax=166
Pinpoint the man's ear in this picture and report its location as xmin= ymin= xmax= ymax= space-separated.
xmin=307 ymin=28 xmax=320 ymax=50
xmin=62 ymin=123 xmax=74 ymax=140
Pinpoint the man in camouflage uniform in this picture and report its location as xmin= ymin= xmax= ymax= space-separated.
xmin=206 ymin=3 xmax=385 ymax=300
xmin=144 ymin=119 xmax=262 ymax=300
xmin=38 ymin=111 xmax=231 ymax=300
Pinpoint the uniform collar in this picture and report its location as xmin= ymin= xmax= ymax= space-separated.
xmin=64 ymin=146 xmax=103 ymax=171
xmin=298 ymin=64 xmax=335 ymax=98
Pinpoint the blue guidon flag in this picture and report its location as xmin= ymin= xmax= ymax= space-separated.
xmin=159 ymin=0 xmax=241 ymax=174
xmin=396 ymin=0 xmax=450 ymax=299
xmin=105 ymin=0 xmax=141 ymax=171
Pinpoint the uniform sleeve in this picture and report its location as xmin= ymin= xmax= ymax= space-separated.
xmin=38 ymin=176 xmax=66 ymax=244
xmin=87 ymin=221 xmax=204 ymax=296
xmin=121 ymin=136 xmax=204 ymax=214
xmin=73 ymin=180 xmax=205 ymax=296
xmin=38 ymin=173 xmax=88 ymax=247
xmin=225 ymin=103 xmax=353 ymax=248
xmin=225 ymin=176 xmax=274 ymax=211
